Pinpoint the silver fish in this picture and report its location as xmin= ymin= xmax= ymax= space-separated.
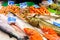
xmin=0 ymin=14 xmax=27 ymax=40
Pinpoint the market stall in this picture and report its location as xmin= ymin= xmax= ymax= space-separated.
xmin=0 ymin=0 xmax=60 ymax=40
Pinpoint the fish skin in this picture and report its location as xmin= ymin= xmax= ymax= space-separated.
xmin=0 ymin=26 xmax=17 ymax=39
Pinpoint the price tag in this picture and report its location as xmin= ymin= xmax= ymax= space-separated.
xmin=33 ymin=5 xmax=39 ymax=8
xmin=48 ymin=0 xmax=53 ymax=5
xmin=8 ymin=1 xmax=14 ymax=5
xmin=8 ymin=17 xmax=16 ymax=24
xmin=53 ymin=22 xmax=60 ymax=27
xmin=20 ymin=2 xmax=27 ymax=8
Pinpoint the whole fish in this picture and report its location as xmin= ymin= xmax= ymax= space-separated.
xmin=35 ymin=15 xmax=60 ymax=20
xmin=0 ymin=14 xmax=27 ymax=40
xmin=39 ymin=18 xmax=60 ymax=35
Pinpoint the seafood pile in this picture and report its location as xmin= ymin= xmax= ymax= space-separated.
xmin=0 ymin=3 xmax=60 ymax=40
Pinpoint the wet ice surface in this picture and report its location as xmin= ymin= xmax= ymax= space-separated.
xmin=0 ymin=31 xmax=17 ymax=40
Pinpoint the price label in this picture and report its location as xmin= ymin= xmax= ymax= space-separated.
xmin=33 ymin=5 xmax=39 ymax=8
xmin=48 ymin=0 xmax=53 ymax=5
xmin=53 ymin=22 xmax=60 ymax=27
xmin=20 ymin=2 xmax=27 ymax=8
xmin=8 ymin=1 xmax=14 ymax=5
xmin=8 ymin=17 xmax=16 ymax=24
